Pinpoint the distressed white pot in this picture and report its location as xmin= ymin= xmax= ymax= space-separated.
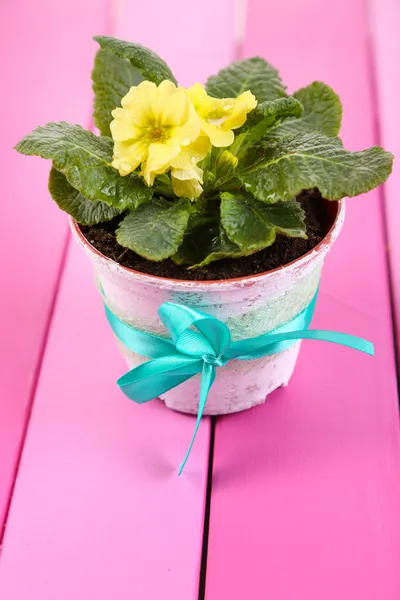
xmin=71 ymin=201 xmax=344 ymax=415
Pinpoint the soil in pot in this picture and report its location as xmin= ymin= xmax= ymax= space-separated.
xmin=80 ymin=189 xmax=334 ymax=281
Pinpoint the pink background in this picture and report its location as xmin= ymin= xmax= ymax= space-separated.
xmin=0 ymin=0 xmax=399 ymax=598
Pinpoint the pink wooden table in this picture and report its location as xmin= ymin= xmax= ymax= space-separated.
xmin=0 ymin=0 xmax=399 ymax=598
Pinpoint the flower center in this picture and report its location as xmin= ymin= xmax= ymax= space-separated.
xmin=151 ymin=128 xmax=165 ymax=142
xmin=207 ymin=107 xmax=230 ymax=126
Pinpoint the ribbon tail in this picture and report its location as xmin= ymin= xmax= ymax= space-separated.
xmin=302 ymin=330 xmax=374 ymax=355
xmin=178 ymin=363 xmax=216 ymax=476
xmin=227 ymin=329 xmax=374 ymax=361
xmin=118 ymin=355 xmax=203 ymax=403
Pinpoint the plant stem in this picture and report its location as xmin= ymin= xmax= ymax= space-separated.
xmin=116 ymin=248 xmax=130 ymax=262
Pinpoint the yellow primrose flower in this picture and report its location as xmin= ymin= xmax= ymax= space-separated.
xmin=110 ymin=80 xmax=202 ymax=181
xmin=141 ymin=133 xmax=210 ymax=193
xmin=187 ymin=84 xmax=257 ymax=147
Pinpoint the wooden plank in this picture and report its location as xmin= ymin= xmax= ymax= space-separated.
xmin=0 ymin=243 xmax=210 ymax=599
xmin=0 ymin=1 xmax=235 ymax=598
xmin=368 ymin=0 xmax=400 ymax=343
xmin=0 ymin=0 xmax=109 ymax=533
xmin=205 ymin=0 xmax=400 ymax=598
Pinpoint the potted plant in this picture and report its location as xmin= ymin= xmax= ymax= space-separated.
xmin=15 ymin=36 xmax=391 ymax=468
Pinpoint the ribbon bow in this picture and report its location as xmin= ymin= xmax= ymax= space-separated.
xmin=105 ymin=291 xmax=373 ymax=474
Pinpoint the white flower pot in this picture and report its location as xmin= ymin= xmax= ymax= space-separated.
xmin=71 ymin=200 xmax=345 ymax=415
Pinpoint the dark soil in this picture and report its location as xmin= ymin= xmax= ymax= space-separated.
xmin=80 ymin=189 xmax=334 ymax=281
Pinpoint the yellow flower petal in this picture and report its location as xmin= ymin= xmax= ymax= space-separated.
xmin=147 ymin=142 xmax=181 ymax=172
xmin=171 ymin=101 xmax=201 ymax=146
xmin=112 ymin=139 xmax=149 ymax=175
xmin=187 ymin=83 xmax=257 ymax=146
xmin=120 ymin=81 xmax=158 ymax=127
xmin=155 ymin=80 xmax=187 ymax=127
xmin=185 ymin=135 xmax=212 ymax=159
xmin=187 ymin=83 xmax=213 ymax=117
xmin=172 ymin=164 xmax=203 ymax=183
xmin=169 ymin=135 xmax=211 ymax=169
xmin=200 ymin=120 xmax=234 ymax=147
xmin=223 ymin=90 xmax=258 ymax=130
xmin=141 ymin=161 xmax=167 ymax=186
xmin=110 ymin=108 xmax=143 ymax=142
xmin=171 ymin=170 xmax=203 ymax=199
xmin=121 ymin=81 xmax=156 ymax=106
xmin=141 ymin=142 xmax=182 ymax=185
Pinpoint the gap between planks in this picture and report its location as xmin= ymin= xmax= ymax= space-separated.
xmin=198 ymin=417 xmax=216 ymax=600
xmin=365 ymin=0 xmax=400 ymax=402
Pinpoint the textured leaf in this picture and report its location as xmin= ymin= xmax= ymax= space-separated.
xmin=221 ymin=192 xmax=306 ymax=251
xmin=239 ymin=133 xmax=393 ymax=202
xmin=94 ymin=36 xmax=177 ymax=86
xmin=172 ymin=198 xmax=218 ymax=265
xmin=172 ymin=198 xmax=246 ymax=267
xmin=92 ymin=49 xmax=143 ymax=136
xmin=231 ymin=97 xmax=303 ymax=157
xmin=15 ymin=122 xmax=152 ymax=210
xmin=48 ymin=168 xmax=123 ymax=225
xmin=116 ymin=198 xmax=191 ymax=260
xmin=273 ymin=82 xmax=342 ymax=138
xmin=192 ymin=228 xmax=246 ymax=267
xmin=206 ymin=57 xmax=286 ymax=102
xmin=240 ymin=97 xmax=303 ymax=133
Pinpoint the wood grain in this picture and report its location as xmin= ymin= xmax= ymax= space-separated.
xmin=368 ymin=0 xmax=400 ymax=347
xmin=0 ymin=1 xmax=235 ymax=598
xmin=205 ymin=1 xmax=400 ymax=598
xmin=0 ymin=0 xmax=109 ymax=533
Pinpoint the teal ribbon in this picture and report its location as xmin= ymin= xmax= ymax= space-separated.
xmin=105 ymin=291 xmax=374 ymax=474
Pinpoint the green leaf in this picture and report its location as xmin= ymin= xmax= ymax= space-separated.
xmin=15 ymin=122 xmax=152 ymax=210
xmin=240 ymin=97 xmax=304 ymax=133
xmin=206 ymin=57 xmax=287 ymax=102
xmin=153 ymin=173 xmax=175 ymax=198
xmin=94 ymin=36 xmax=177 ymax=86
xmin=273 ymin=82 xmax=342 ymax=138
xmin=48 ymin=168 xmax=123 ymax=225
xmin=239 ymin=133 xmax=393 ymax=202
xmin=172 ymin=198 xmax=246 ymax=267
xmin=230 ymin=97 xmax=303 ymax=157
xmin=116 ymin=197 xmax=191 ymax=260
xmin=193 ymin=227 xmax=246 ymax=268
xmin=92 ymin=49 xmax=143 ymax=136
xmin=221 ymin=192 xmax=306 ymax=251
